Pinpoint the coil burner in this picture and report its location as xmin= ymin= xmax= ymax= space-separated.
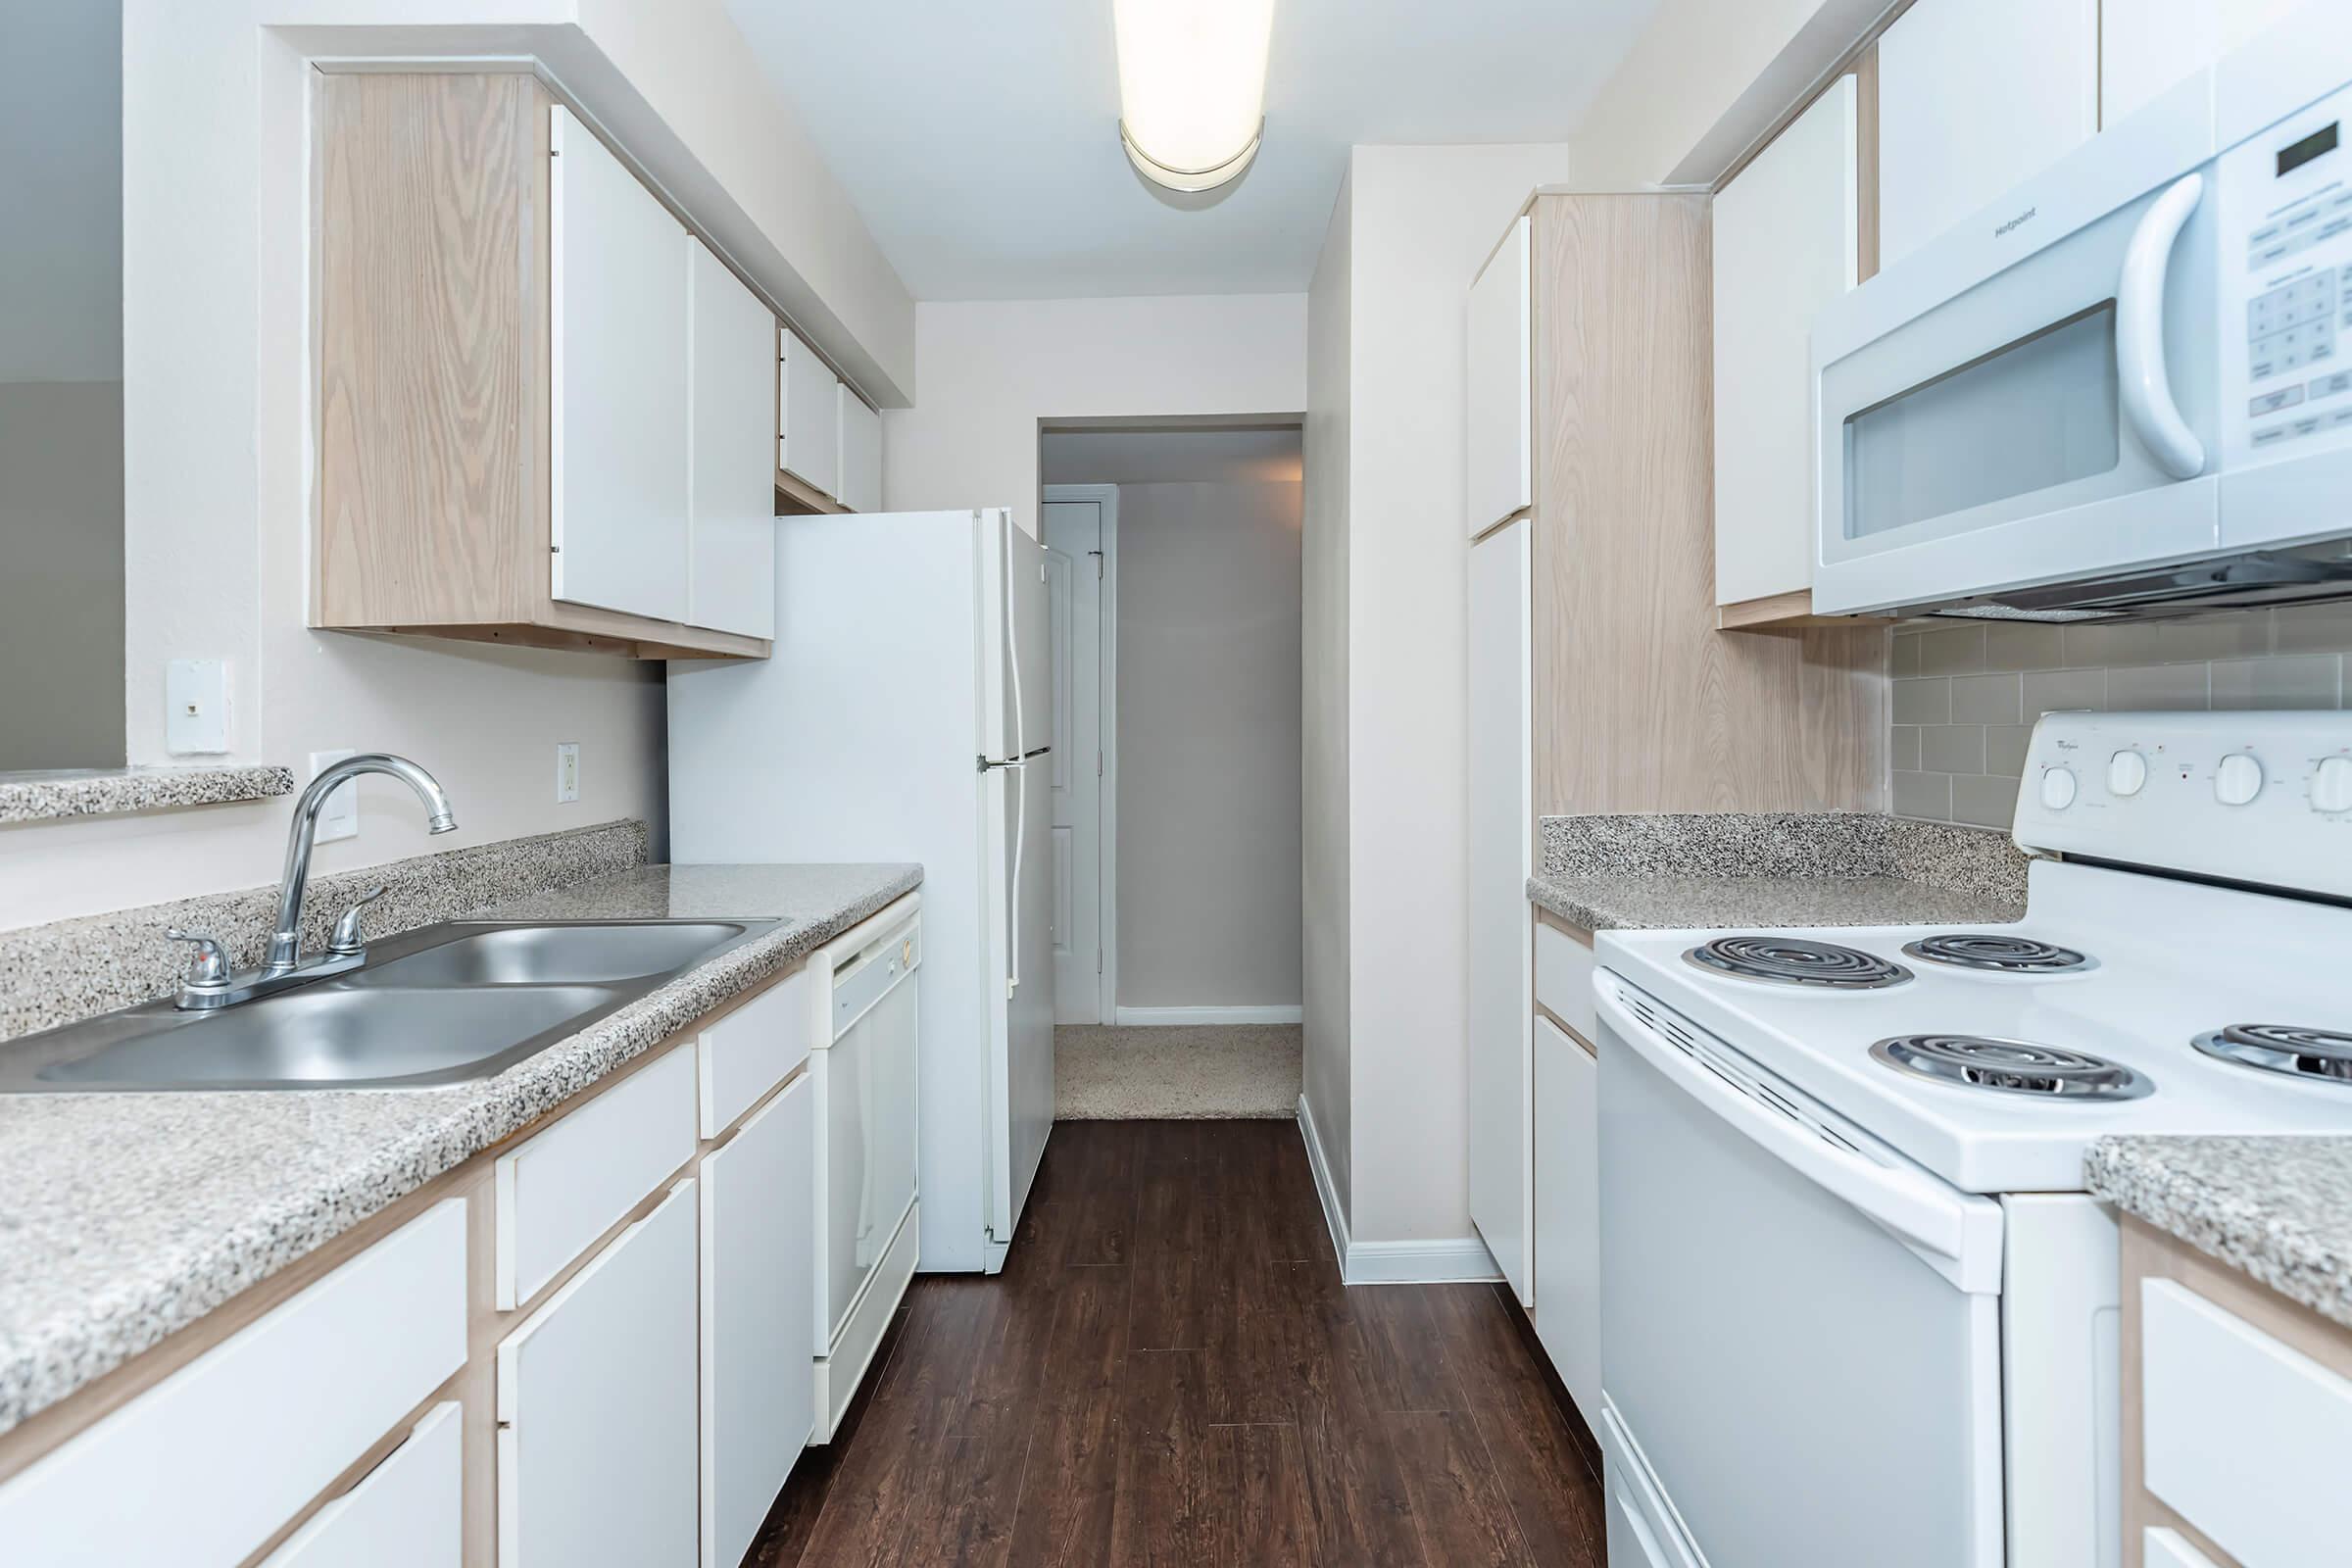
xmin=2193 ymin=1024 xmax=2352 ymax=1085
xmin=1871 ymin=1035 xmax=2152 ymax=1100
xmin=1902 ymin=934 xmax=2092 ymax=975
xmin=1683 ymin=936 xmax=1911 ymax=990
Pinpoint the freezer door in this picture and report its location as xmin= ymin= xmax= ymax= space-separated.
xmin=992 ymin=520 xmax=1055 ymax=1243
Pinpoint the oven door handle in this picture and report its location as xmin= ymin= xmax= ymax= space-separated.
xmin=2117 ymin=171 xmax=2207 ymax=482
xmin=1598 ymin=985 xmax=2003 ymax=1294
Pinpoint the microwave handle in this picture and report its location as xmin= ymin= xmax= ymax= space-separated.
xmin=2117 ymin=172 xmax=2207 ymax=481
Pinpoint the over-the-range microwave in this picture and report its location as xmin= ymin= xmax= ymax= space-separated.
xmin=1810 ymin=7 xmax=2352 ymax=620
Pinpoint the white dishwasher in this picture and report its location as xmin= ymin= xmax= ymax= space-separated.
xmin=808 ymin=895 xmax=922 ymax=1442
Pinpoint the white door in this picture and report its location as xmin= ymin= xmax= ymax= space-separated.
xmin=686 ymin=237 xmax=776 ymax=639
xmin=700 ymin=1077 xmax=815 ymax=1568
xmin=1713 ymin=76 xmax=1858 ymax=607
xmin=1042 ymin=495 xmax=1105 ymax=1024
xmin=1466 ymin=516 xmax=1532 ymax=1305
xmin=1466 ymin=216 xmax=1534 ymax=539
xmin=549 ymin=106 xmax=689 ymax=623
xmin=1532 ymin=1015 xmax=1600 ymax=1430
xmin=1877 ymin=0 xmax=2098 ymax=268
xmin=498 ymin=1178 xmax=700 ymax=1568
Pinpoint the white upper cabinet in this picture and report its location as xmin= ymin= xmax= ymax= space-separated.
xmin=1466 ymin=215 xmax=1534 ymax=539
xmin=1714 ymin=76 xmax=1859 ymax=607
xmin=778 ymin=326 xmax=841 ymax=500
xmin=687 ymin=239 xmax=779 ymax=640
xmin=1877 ymin=0 xmax=2099 ymax=269
xmin=550 ymin=106 xmax=691 ymax=624
xmin=2102 ymin=0 xmax=2308 ymax=125
xmin=837 ymin=386 xmax=882 ymax=514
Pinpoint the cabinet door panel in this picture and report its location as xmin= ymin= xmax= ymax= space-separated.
xmin=1532 ymin=1016 xmax=1599 ymax=1430
xmin=780 ymin=327 xmax=840 ymax=499
xmin=688 ymin=238 xmax=777 ymax=638
xmin=262 ymin=1402 xmax=462 ymax=1568
xmin=2101 ymin=0 xmax=2304 ymax=127
xmin=550 ymin=106 xmax=690 ymax=622
xmin=497 ymin=1179 xmax=700 ymax=1568
xmin=1467 ymin=518 xmax=1532 ymax=1304
xmin=1466 ymin=217 xmax=1533 ymax=538
xmin=837 ymin=388 xmax=881 ymax=514
xmin=1714 ymin=77 xmax=1857 ymax=606
xmin=701 ymin=1075 xmax=816 ymax=1568
xmin=1878 ymin=0 xmax=2097 ymax=268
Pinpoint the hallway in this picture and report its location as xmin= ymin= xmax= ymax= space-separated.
xmin=747 ymin=1118 xmax=1604 ymax=1567
xmin=1054 ymin=1025 xmax=1302 ymax=1120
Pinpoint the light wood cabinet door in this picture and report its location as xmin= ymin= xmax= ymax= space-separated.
xmin=700 ymin=1075 xmax=816 ymax=1568
xmin=2100 ymin=0 xmax=2307 ymax=126
xmin=1466 ymin=517 xmax=1532 ymax=1305
xmin=549 ymin=106 xmax=691 ymax=624
xmin=687 ymin=238 xmax=778 ymax=639
xmin=1713 ymin=77 xmax=1857 ymax=608
xmin=837 ymin=387 xmax=882 ymax=514
xmin=1877 ymin=0 xmax=2098 ymax=268
xmin=779 ymin=327 xmax=841 ymax=500
xmin=1466 ymin=216 xmax=1533 ymax=539
xmin=1532 ymin=1015 xmax=1599 ymax=1431
xmin=497 ymin=1179 xmax=700 ymax=1568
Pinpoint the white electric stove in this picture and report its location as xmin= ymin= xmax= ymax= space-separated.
xmin=1592 ymin=711 xmax=2352 ymax=1568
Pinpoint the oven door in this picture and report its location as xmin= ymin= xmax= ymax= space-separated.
xmin=1596 ymin=974 xmax=2006 ymax=1568
xmin=1812 ymin=98 xmax=2223 ymax=614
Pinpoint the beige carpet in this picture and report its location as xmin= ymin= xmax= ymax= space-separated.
xmin=1054 ymin=1023 xmax=1302 ymax=1119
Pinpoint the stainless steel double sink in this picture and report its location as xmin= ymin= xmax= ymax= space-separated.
xmin=0 ymin=919 xmax=779 ymax=1094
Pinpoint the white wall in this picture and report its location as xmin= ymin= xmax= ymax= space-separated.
xmin=1570 ymin=0 xmax=1893 ymax=185
xmin=1102 ymin=476 xmax=1303 ymax=1010
xmin=3 ymin=0 xmax=900 ymax=932
xmin=1302 ymin=172 xmax=1354 ymax=1223
xmin=1316 ymin=144 xmax=1576 ymax=1250
xmin=882 ymin=294 xmax=1309 ymax=542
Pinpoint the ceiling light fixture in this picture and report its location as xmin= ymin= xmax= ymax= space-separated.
xmin=1112 ymin=0 xmax=1275 ymax=194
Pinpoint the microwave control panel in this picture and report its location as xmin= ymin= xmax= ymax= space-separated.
xmin=2221 ymin=79 xmax=2352 ymax=463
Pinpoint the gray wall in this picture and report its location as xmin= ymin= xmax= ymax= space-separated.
xmin=1893 ymin=605 xmax=2352 ymax=825
xmin=1111 ymin=474 xmax=1305 ymax=1008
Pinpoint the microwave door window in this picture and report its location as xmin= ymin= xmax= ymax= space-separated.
xmin=1843 ymin=303 xmax=2123 ymax=541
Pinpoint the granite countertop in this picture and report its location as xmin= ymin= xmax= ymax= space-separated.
xmin=2086 ymin=1135 xmax=2352 ymax=1331
xmin=0 ymin=861 xmax=920 ymax=1437
xmin=1527 ymin=811 xmax=2031 ymax=932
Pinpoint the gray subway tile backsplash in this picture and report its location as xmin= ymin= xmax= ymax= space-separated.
xmin=1889 ymin=607 xmax=2352 ymax=822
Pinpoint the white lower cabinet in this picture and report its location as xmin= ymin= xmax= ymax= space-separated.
xmin=700 ymin=1076 xmax=817 ymax=1568
xmin=498 ymin=1178 xmax=701 ymax=1568
xmin=262 ymin=1401 xmax=462 ymax=1568
xmin=1533 ymin=1014 xmax=1601 ymax=1430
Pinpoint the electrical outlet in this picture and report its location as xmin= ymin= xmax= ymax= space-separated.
xmin=310 ymin=750 xmax=360 ymax=843
xmin=556 ymin=742 xmax=580 ymax=804
xmin=165 ymin=659 xmax=229 ymax=755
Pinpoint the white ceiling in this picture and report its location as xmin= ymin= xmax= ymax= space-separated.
xmin=723 ymin=0 xmax=1659 ymax=302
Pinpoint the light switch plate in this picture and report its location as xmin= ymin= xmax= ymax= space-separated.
xmin=165 ymin=659 xmax=229 ymax=755
xmin=555 ymin=742 xmax=580 ymax=804
xmin=309 ymin=750 xmax=360 ymax=843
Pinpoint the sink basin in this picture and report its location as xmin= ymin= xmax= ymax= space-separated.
xmin=0 ymin=915 xmax=779 ymax=1093
xmin=36 ymin=985 xmax=623 ymax=1091
xmin=351 ymin=921 xmax=760 ymax=987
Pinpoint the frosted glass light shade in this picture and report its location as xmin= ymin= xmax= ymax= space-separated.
xmin=1112 ymin=0 xmax=1275 ymax=193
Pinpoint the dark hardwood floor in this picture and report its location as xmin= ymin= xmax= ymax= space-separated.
xmin=748 ymin=1118 xmax=1606 ymax=1567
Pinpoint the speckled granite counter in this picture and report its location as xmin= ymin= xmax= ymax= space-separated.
xmin=2087 ymin=1136 xmax=2352 ymax=1330
xmin=1528 ymin=811 xmax=2029 ymax=931
xmin=0 ymin=861 xmax=919 ymax=1436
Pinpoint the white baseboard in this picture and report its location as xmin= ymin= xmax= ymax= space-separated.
xmin=1113 ymin=1004 xmax=1303 ymax=1026
xmin=1294 ymin=1094 xmax=1500 ymax=1287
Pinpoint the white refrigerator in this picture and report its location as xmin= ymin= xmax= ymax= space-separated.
xmin=667 ymin=508 xmax=1054 ymax=1274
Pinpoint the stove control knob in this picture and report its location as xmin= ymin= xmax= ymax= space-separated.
xmin=2216 ymin=752 xmax=2265 ymax=807
xmin=2314 ymin=756 xmax=2352 ymax=813
xmin=2106 ymin=750 xmax=2148 ymax=798
xmin=2039 ymin=765 xmax=2079 ymax=810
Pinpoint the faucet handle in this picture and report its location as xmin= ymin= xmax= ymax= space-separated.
xmin=328 ymin=886 xmax=388 ymax=957
xmin=165 ymin=930 xmax=230 ymax=989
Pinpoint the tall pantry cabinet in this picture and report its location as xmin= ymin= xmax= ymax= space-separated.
xmin=1463 ymin=188 xmax=1888 ymax=1410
